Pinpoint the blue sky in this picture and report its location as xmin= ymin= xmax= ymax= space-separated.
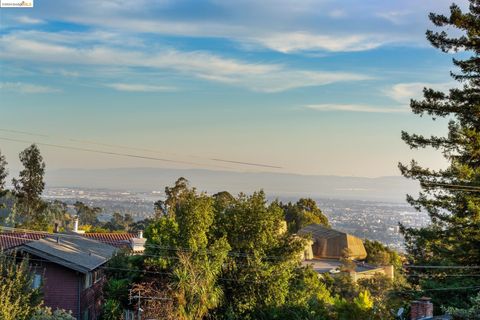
xmin=0 ymin=0 xmax=468 ymax=177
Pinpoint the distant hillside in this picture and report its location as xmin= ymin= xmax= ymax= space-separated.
xmin=45 ymin=168 xmax=419 ymax=203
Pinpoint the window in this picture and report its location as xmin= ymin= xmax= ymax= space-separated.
xmin=93 ymin=269 xmax=103 ymax=283
xmin=84 ymin=272 xmax=93 ymax=289
xmin=32 ymin=274 xmax=42 ymax=289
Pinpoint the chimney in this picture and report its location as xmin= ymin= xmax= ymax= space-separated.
xmin=138 ymin=230 xmax=143 ymax=239
xmin=53 ymin=222 xmax=59 ymax=233
xmin=410 ymin=297 xmax=433 ymax=320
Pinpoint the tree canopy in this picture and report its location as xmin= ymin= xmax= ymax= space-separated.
xmin=11 ymin=144 xmax=48 ymax=229
xmin=399 ymin=0 xmax=480 ymax=311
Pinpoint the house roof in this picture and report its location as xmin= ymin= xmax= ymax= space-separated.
xmin=298 ymin=224 xmax=367 ymax=260
xmin=0 ymin=232 xmax=47 ymax=250
xmin=0 ymin=232 xmax=138 ymax=251
xmin=297 ymin=224 xmax=345 ymax=239
xmin=21 ymin=236 xmax=117 ymax=273
xmin=82 ymin=232 xmax=136 ymax=249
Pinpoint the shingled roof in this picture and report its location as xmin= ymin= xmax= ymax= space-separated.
xmin=82 ymin=232 xmax=136 ymax=249
xmin=21 ymin=236 xmax=117 ymax=273
xmin=0 ymin=232 xmax=138 ymax=251
xmin=0 ymin=232 xmax=47 ymax=250
xmin=298 ymin=224 xmax=346 ymax=239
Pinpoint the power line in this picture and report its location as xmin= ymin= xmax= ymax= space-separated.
xmin=421 ymin=181 xmax=480 ymax=192
xmin=404 ymin=265 xmax=480 ymax=269
xmin=0 ymin=136 xmax=224 ymax=168
xmin=0 ymin=128 xmax=282 ymax=169
xmin=388 ymin=286 xmax=480 ymax=294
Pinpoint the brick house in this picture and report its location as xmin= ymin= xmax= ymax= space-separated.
xmin=18 ymin=236 xmax=117 ymax=320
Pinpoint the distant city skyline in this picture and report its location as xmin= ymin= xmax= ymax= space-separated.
xmin=0 ymin=0 xmax=467 ymax=177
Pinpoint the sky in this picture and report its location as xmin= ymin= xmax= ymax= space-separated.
xmin=0 ymin=0 xmax=470 ymax=178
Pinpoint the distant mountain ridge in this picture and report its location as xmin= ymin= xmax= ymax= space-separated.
xmin=45 ymin=167 xmax=419 ymax=203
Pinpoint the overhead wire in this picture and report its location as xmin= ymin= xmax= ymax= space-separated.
xmin=0 ymin=128 xmax=282 ymax=169
xmin=0 ymin=136 xmax=231 ymax=169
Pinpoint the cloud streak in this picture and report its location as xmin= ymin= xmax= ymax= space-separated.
xmin=15 ymin=16 xmax=45 ymax=25
xmin=0 ymin=82 xmax=60 ymax=94
xmin=305 ymin=104 xmax=407 ymax=113
xmin=106 ymin=83 xmax=177 ymax=92
xmin=0 ymin=31 xmax=371 ymax=92
xmin=249 ymin=32 xmax=386 ymax=53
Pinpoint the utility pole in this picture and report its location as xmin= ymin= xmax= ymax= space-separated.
xmin=129 ymin=290 xmax=171 ymax=320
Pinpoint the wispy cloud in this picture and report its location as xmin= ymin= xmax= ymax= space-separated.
xmin=305 ymin=104 xmax=407 ymax=113
xmin=106 ymin=83 xmax=177 ymax=92
xmin=376 ymin=11 xmax=412 ymax=25
xmin=329 ymin=9 xmax=347 ymax=18
xmin=385 ymin=82 xmax=455 ymax=104
xmin=0 ymin=82 xmax=60 ymax=94
xmin=0 ymin=31 xmax=370 ymax=92
xmin=15 ymin=16 xmax=45 ymax=25
xmin=250 ymin=32 xmax=386 ymax=53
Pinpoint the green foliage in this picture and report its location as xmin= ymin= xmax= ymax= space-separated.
xmin=173 ymin=249 xmax=229 ymax=320
xmin=74 ymin=201 xmax=101 ymax=226
xmin=31 ymin=307 xmax=76 ymax=320
xmin=399 ymin=0 xmax=480 ymax=309
xmin=324 ymin=273 xmax=359 ymax=301
xmin=12 ymin=144 xmax=48 ymax=229
xmin=101 ymin=252 xmax=145 ymax=319
xmin=0 ymin=149 xmax=8 ymax=203
xmin=110 ymin=178 xmax=406 ymax=319
xmin=175 ymin=189 xmax=214 ymax=252
xmin=283 ymin=198 xmax=329 ymax=233
xmin=214 ymin=192 xmax=308 ymax=318
xmin=364 ymin=239 xmax=402 ymax=268
xmin=101 ymin=299 xmax=123 ymax=320
xmin=45 ymin=200 xmax=73 ymax=231
xmin=334 ymin=290 xmax=375 ymax=320
xmin=270 ymin=266 xmax=333 ymax=319
xmin=153 ymin=177 xmax=189 ymax=217
xmin=103 ymin=212 xmax=134 ymax=232
xmin=142 ymin=179 xmax=231 ymax=319
xmin=144 ymin=216 xmax=179 ymax=269
xmin=0 ymin=252 xmax=42 ymax=320
xmin=104 ymin=278 xmax=130 ymax=307
xmin=443 ymin=292 xmax=480 ymax=320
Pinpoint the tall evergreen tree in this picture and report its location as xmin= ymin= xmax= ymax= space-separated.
xmin=0 ymin=149 xmax=7 ymax=193
xmin=0 ymin=149 xmax=8 ymax=208
xmin=399 ymin=0 xmax=480 ymax=310
xmin=12 ymin=144 xmax=47 ymax=228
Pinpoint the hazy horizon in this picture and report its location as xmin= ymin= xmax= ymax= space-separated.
xmin=32 ymin=167 xmax=420 ymax=203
